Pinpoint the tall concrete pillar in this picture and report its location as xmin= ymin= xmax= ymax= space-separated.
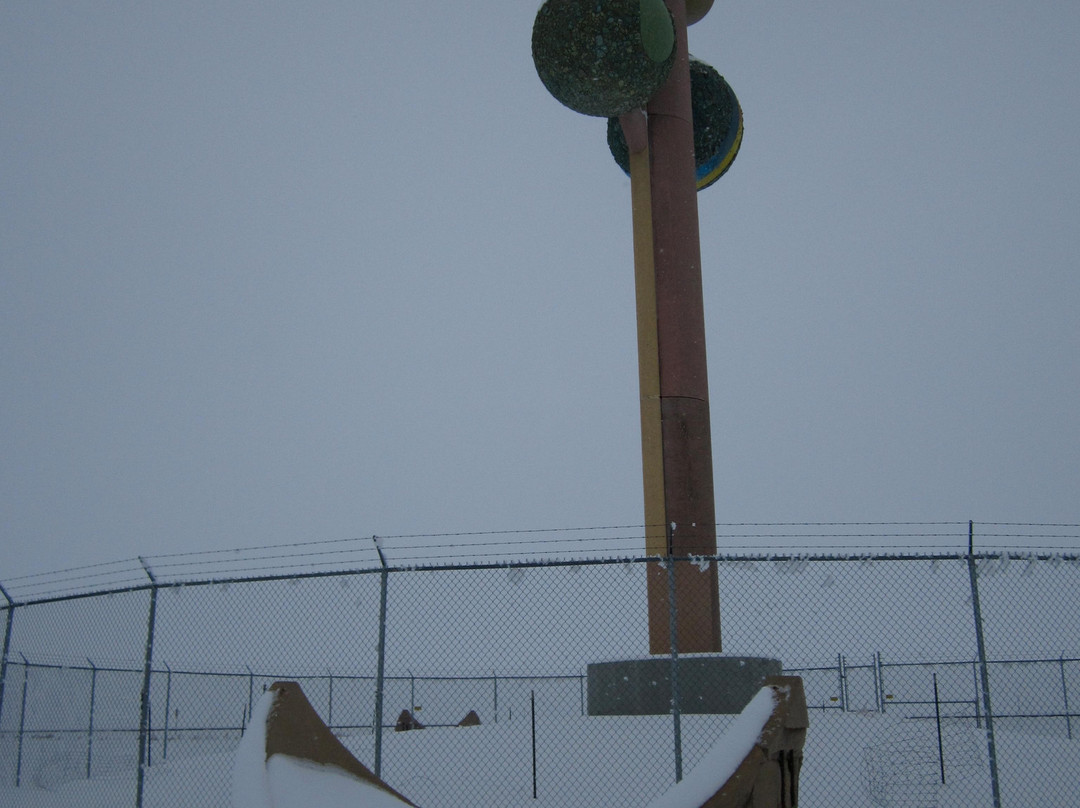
xmin=643 ymin=0 xmax=720 ymax=654
xmin=532 ymin=0 xmax=724 ymax=655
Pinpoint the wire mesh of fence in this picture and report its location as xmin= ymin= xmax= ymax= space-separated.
xmin=1 ymin=523 xmax=1079 ymax=807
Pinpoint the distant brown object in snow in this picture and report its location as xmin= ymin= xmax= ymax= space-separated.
xmin=395 ymin=709 xmax=425 ymax=732
xmin=457 ymin=710 xmax=481 ymax=727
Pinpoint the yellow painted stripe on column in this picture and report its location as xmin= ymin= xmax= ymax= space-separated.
xmin=629 ymin=145 xmax=667 ymax=558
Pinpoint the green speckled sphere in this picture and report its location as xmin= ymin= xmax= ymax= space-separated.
xmin=686 ymin=0 xmax=715 ymax=25
xmin=533 ymin=0 xmax=676 ymax=118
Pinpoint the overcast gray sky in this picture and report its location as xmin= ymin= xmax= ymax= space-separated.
xmin=3 ymin=1 xmax=1079 ymax=580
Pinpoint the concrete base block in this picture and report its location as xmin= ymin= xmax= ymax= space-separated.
xmin=587 ymin=656 xmax=783 ymax=716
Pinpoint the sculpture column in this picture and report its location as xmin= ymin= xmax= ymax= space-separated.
xmin=533 ymin=0 xmax=732 ymax=655
xmin=641 ymin=0 xmax=720 ymax=654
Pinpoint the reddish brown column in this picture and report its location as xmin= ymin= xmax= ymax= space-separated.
xmin=644 ymin=0 xmax=721 ymax=655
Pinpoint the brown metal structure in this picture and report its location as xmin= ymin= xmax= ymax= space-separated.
xmin=703 ymin=677 xmax=808 ymax=807
xmin=535 ymin=0 xmax=722 ymax=655
xmin=638 ymin=0 xmax=721 ymax=654
xmin=264 ymin=681 xmax=418 ymax=806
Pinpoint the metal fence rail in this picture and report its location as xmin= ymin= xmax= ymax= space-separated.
xmin=1 ymin=521 xmax=1079 ymax=806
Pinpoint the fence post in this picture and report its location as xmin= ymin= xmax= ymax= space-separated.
xmin=875 ymin=652 xmax=886 ymax=714
xmin=493 ymin=671 xmax=498 ymax=723
xmin=966 ymin=521 xmax=1002 ymax=808
xmin=246 ymin=665 xmax=254 ymax=729
xmin=15 ymin=656 xmax=29 ymax=788
xmin=971 ymin=661 xmax=982 ymax=728
xmin=665 ymin=545 xmax=683 ymax=784
xmin=530 ymin=690 xmax=538 ymax=799
xmin=1060 ymin=653 xmax=1073 ymax=741
xmin=838 ymin=654 xmax=848 ymax=712
xmin=147 ymin=700 xmax=153 ymax=767
xmin=933 ymin=673 xmax=945 ymax=784
xmin=87 ymin=658 xmax=98 ymax=779
xmin=0 ymin=581 xmax=15 ymax=731
xmin=871 ymin=653 xmax=880 ymax=712
xmin=373 ymin=537 xmax=389 ymax=777
xmin=162 ymin=663 xmax=172 ymax=762
xmin=327 ymin=669 xmax=334 ymax=729
xmin=136 ymin=558 xmax=160 ymax=808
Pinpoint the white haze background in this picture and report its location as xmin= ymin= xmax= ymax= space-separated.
xmin=3 ymin=2 xmax=1080 ymax=579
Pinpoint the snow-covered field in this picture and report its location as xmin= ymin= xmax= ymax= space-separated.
xmin=3 ymin=707 xmax=1078 ymax=806
xmin=226 ymin=688 xmax=781 ymax=808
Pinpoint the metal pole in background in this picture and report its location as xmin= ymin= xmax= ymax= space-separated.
xmin=373 ymin=536 xmax=389 ymax=777
xmin=871 ymin=652 xmax=880 ymax=713
xmin=147 ymin=700 xmax=153 ymax=767
xmin=15 ymin=655 xmax=29 ymax=788
xmin=666 ymin=546 xmax=684 ymax=783
xmin=1060 ymin=653 xmax=1073 ymax=740
xmin=162 ymin=662 xmax=172 ymax=762
xmin=87 ymin=658 xmax=98 ymax=779
xmin=531 ymin=690 xmax=538 ymax=799
xmin=136 ymin=558 xmax=160 ymax=808
xmin=966 ymin=521 xmax=1002 ymax=808
xmin=933 ymin=673 xmax=945 ymax=785
xmin=876 ymin=652 xmax=887 ymax=714
xmin=0 ymin=581 xmax=15 ymax=731
xmin=972 ymin=661 xmax=982 ymax=728
xmin=246 ymin=665 xmax=254 ymax=728
xmin=327 ymin=669 xmax=334 ymax=729
xmin=838 ymin=654 xmax=848 ymax=712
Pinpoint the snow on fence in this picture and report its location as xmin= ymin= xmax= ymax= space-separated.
xmin=1 ymin=522 xmax=1079 ymax=806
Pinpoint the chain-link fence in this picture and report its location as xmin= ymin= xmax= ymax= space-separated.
xmin=1 ymin=523 xmax=1079 ymax=806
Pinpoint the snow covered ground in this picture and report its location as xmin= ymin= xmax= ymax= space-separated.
xmin=3 ymin=705 xmax=1079 ymax=806
xmin=231 ymin=688 xmax=780 ymax=808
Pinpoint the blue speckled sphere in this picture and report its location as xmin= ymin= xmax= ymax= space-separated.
xmin=607 ymin=57 xmax=743 ymax=190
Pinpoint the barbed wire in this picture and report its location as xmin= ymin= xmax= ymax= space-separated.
xmin=4 ymin=521 xmax=1077 ymax=604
